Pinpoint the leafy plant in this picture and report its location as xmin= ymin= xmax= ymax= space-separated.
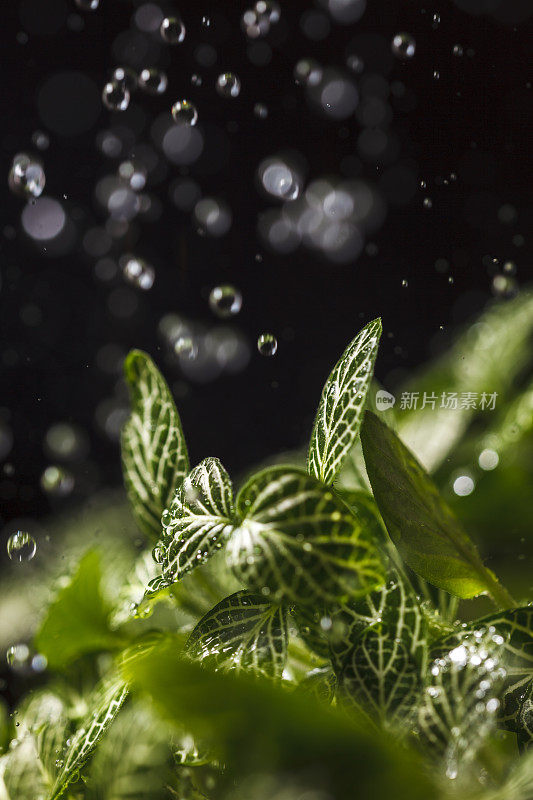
xmin=2 ymin=300 xmax=533 ymax=800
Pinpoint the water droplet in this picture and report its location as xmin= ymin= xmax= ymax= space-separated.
xmin=294 ymin=58 xmax=323 ymax=86
xmin=254 ymin=102 xmax=268 ymax=118
xmin=122 ymin=256 xmax=155 ymax=290
xmin=6 ymin=643 xmax=30 ymax=670
xmin=209 ymin=285 xmax=242 ymax=318
xmin=40 ymin=465 xmax=75 ymax=497
xmin=391 ymin=33 xmax=416 ymax=60
xmin=138 ymin=68 xmax=168 ymax=95
xmin=160 ymin=16 xmax=186 ymax=44
xmin=75 ymin=0 xmax=99 ymax=9
xmin=7 ymin=531 xmax=36 ymax=562
xmin=171 ymin=99 xmax=198 ymax=126
xmin=8 ymin=153 xmax=45 ymax=199
xmin=423 ymin=197 xmax=433 ymax=209
xmin=492 ymin=274 xmax=518 ymax=298
xmin=453 ymin=44 xmax=463 ymax=57
xmin=257 ymin=333 xmax=277 ymax=356
xmin=111 ymin=66 xmax=138 ymax=93
xmin=216 ymin=73 xmax=241 ymax=98
xmin=102 ymin=80 xmax=130 ymax=111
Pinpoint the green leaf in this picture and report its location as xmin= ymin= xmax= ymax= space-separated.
xmin=35 ymin=551 xmax=124 ymax=670
xmin=186 ymin=590 xmax=288 ymax=679
xmin=307 ymin=318 xmax=382 ymax=485
xmin=330 ymin=568 xmax=427 ymax=724
xmin=227 ymin=466 xmax=385 ymax=605
xmin=1 ymin=691 xmax=70 ymax=800
xmin=438 ymin=607 xmax=533 ymax=741
xmin=50 ymin=676 xmax=129 ymax=800
xmin=122 ymin=638 xmax=436 ymax=800
xmin=361 ymin=410 xmax=514 ymax=606
xmin=416 ymin=627 xmax=507 ymax=778
xmin=121 ymin=349 xmax=189 ymax=541
xmin=155 ymin=457 xmax=235 ymax=586
xmin=86 ymin=701 xmax=175 ymax=800
xmin=397 ymin=290 xmax=533 ymax=472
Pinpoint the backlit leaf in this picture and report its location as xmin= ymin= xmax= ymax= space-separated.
xmin=308 ymin=318 xmax=382 ymax=485
xmin=121 ymin=350 xmax=189 ymax=541
xmin=361 ymin=410 xmax=514 ymax=606
xmin=227 ymin=466 xmax=385 ymax=605
xmin=186 ymin=590 xmax=288 ymax=678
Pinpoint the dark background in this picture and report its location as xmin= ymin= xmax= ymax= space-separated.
xmin=1 ymin=0 xmax=532 ymax=535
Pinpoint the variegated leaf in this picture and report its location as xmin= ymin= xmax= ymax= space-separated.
xmin=226 ymin=466 xmax=385 ymax=605
xmin=330 ymin=569 xmax=427 ymax=723
xmin=186 ymin=590 xmax=288 ymax=678
xmin=436 ymin=607 xmax=533 ymax=741
xmin=307 ymin=318 xmax=382 ymax=486
xmin=121 ymin=350 xmax=189 ymax=541
xmin=155 ymin=457 xmax=235 ymax=585
xmin=50 ymin=677 xmax=129 ymax=800
xmin=416 ymin=627 xmax=507 ymax=778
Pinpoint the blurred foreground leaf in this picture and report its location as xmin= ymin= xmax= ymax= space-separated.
xmin=122 ymin=639 xmax=437 ymax=800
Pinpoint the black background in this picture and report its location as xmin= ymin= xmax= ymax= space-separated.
xmin=1 ymin=0 xmax=532 ymax=534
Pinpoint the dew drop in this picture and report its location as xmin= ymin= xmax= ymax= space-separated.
xmin=160 ymin=16 xmax=186 ymax=44
xmin=257 ymin=333 xmax=277 ymax=356
xmin=216 ymin=72 xmax=241 ymax=98
xmin=171 ymin=99 xmax=198 ymax=126
xmin=102 ymin=80 xmax=130 ymax=111
xmin=209 ymin=285 xmax=243 ymax=318
xmin=7 ymin=531 xmax=36 ymax=562
xmin=8 ymin=153 xmax=45 ymax=199
xmin=391 ymin=33 xmax=416 ymax=60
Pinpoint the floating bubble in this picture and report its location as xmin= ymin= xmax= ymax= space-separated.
xmin=194 ymin=197 xmax=232 ymax=236
xmin=294 ymin=58 xmax=323 ymax=86
xmin=423 ymin=197 xmax=433 ymax=209
xmin=40 ymin=465 xmax=75 ymax=497
xmin=453 ymin=43 xmax=463 ymax=56
xmin=478 ymin=449 xmax=499 ymax=471
xmin=7 ymin=531 xmax=36 ymax=563
xmin=44 ymin=422 xmax=88 ymax=460
xmin=8 ymin=153 xmax=46 ymax=199
xmin=32 ymin=130 xmax=50 ymax=151
xmin=256 ymin=0 xmax=281 ymax=23
xmin=257 ymin=333 xmax=278 ymax=356
xmin=492 ymin=274 xmax=518 ymax=298
xmin=171 ymin=100 xmax=198 ymax=126
xmin=121 ymin=256 xmax=155 ymax=290
xmin=453 ymin=475 xmax=475 ymax=496
xmin=102 ymin=80 xmax=130 ymax=111
xmin=433 ymin=69 xmax=440 ymax=80
xmin=174 ymin=335 xmax=198 ymax=360
xmin=346 ymin=54 xmax=364 ymax=73
xmin=254 ymin=102 xmax=268 ymax=118
xmin=391 ymin=32 xmax=416 ymax=60
xmin=111 ymin=66 xmax=138 ymax=93
xmin=118 ymin=160 xmax=146 ymax=191
xmin=6 ymin=643 xmax=30 ymax=670
xmin=323 ymin=0 xmax=366 ymax=24
xmin=258 ymin=157 xmax=302 ymax=201
xmin=209 ymin=285 xmax=242 ymax=318
xmin=138 ymin=68 xmax=168 ymax=95
xmin=432 ymin=11 xmax=441 ymax=28
xmin=75 ymin=0 xmax=99 ymax=9
xmin=160 ymin=15 xmax=186 ymax=44
xmin=216 ymin=73 xmax=241 ymax=98
xmin=21 ymin=197 xmax=66 ymax=241
xmin=241 ymin=9 xmax=270 ymax=38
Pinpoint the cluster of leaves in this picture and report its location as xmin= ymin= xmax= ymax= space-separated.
xmin=2 ymin=294 xmax=533 ymax=800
